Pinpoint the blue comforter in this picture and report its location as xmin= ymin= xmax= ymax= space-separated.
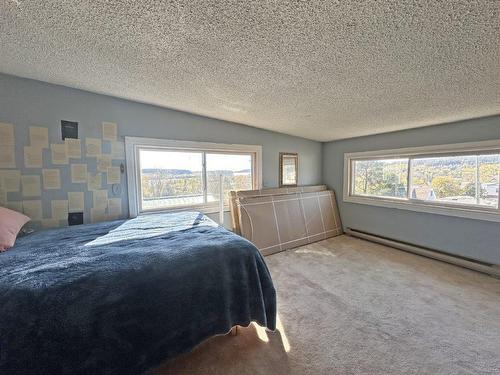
xmin=0 ymin=212 xmax=276 ymax=375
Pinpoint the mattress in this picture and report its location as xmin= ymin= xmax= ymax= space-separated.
xmin=233 ymin=189 xmax=343 ymax=255
xmin=229 ymin=184 xmax=328 ymax=234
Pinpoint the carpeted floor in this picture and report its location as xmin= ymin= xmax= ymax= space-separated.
xmin=152 ymin=235 xmax=500 ymax=375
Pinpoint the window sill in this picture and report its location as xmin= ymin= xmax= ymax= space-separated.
xmin=343 ymin=195 xmax=500 ymax=223
xmin=140 ymin=204 xmax=230 ymax=216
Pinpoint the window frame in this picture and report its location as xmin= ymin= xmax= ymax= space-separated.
xmin=343 ymin=139 xmax=500 ymax=223
xmin=125 ymin=137 xmax=262 ymax=217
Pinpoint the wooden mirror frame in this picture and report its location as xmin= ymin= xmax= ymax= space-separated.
xmin=279 ymin=152 xmax=298 ymax=187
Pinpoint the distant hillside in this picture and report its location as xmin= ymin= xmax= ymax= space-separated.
xmin=142 ymin=168 xmax=251 ymax=175
xmin=142 ymin=169 xmax=195 ymax=175
xmin=413 ymin=155 xmax=500 ymax=167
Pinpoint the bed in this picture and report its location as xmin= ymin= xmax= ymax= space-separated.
xmin=0 ymin=211 xmax=276 ymax=375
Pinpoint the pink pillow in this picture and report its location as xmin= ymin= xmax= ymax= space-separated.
xmin=0 ymin=207 xmax=30 ymax=251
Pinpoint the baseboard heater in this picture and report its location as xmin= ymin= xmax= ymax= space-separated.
xmin=345 ymin=228 xmax=500 ymax=278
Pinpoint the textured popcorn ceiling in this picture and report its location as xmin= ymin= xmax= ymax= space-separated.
xmin=1 ymin=1 xmax=499 ymax=141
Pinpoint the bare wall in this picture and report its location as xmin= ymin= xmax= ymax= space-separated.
xmin=322 ymin=115 xmax=500 ymax=265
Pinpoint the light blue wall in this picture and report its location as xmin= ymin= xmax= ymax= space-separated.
xmin=4 ymin=73 xmax=498 ymax=263
xmin=0 ymin=73 xmax=322 ymax=227
xmin=323 ymin=116 xmax=500 ymax=265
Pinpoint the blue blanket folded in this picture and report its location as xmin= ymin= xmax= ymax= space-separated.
xmin=0 ymin=212 xmax=276 ymax=375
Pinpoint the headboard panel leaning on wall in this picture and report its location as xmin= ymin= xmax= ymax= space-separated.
xmin=0 ymin=121 xmax=127 ymax=230
xmin=230 ymin=185 xmax=343 ymax=255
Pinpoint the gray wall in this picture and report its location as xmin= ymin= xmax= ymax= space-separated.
xmin=323 ymin=116 xmax=500 ymax=265
xmin=0 ymin=73 xmax=322 ymax=227
xmin=4 ymin=72 xmax=498 ymax=263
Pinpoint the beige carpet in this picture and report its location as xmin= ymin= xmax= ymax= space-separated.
xmin=152 ymin=235 xmax=500 ymax=375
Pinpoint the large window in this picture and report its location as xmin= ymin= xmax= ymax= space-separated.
xmin=126 ymin=138 xmax=261 ymax=216
xmin=344 ymin=140 xmax=500 ymax=222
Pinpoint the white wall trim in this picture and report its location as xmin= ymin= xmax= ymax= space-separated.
xmin=343 ymin=195 xmax=500 ymax=222
xmin=344 ymin=139 xmax=500 ymax=160
xmin=343 ymin=138 xmax=500 ymax=223
xmin=125 ymin=136 xmax=262 ymax=217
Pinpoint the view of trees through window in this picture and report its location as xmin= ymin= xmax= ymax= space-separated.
xmin=139 ymin=149 xmax=253 ymax=210
xmin=206 ymin=153 xmax=253 ymax=205
xmin=352 ymin=153 xmax=500 ymax=208
xmin=411 ymin=155 xmax=500 ymax=207
xmin=353 ymin=159 xmax=408 ymax=198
